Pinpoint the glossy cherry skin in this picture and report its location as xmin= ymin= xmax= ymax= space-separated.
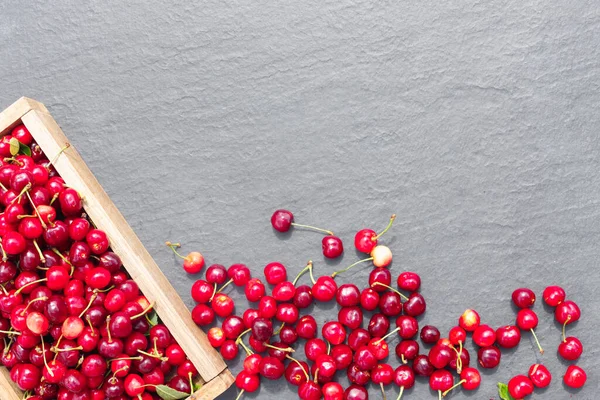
xmin=420 ymin=325 xmax=440 ymax=344
xmin=512 ymin=287 xmax=536 ymax=309
xmin=15 ymin=364 xmax=41 ymax=391
xmin=360 ymin=288 xmax=380 ymax=311
xmin=508 ymin=375 xmax=534 ymax=399
xmin=297 ymin=315 xmax=318 ymax=339
xmin=353 ymin=346 xmax=377 ymax=371
xmin=344 ymin=385 xmax=368 ymax=400
xmin=263 ymin=262 xmax=287 ymax=285
xmin=354 ymin=229 xmax=377 ymax=254
xmin=555 ymin=300 xmax=581 ymax=325
xmin=379 ymin=291 xmax=402 ymax=317
xmin=372 ymin=363 xmax=394 ymax=386
xmin=394 ymin=364 xmax=415 ymax=389
xmin=367 ymin=338 xmax=389 ymax=360
xmin=543 ymin=285 xmax=566 ymax=307
xmin=259 ymin=356 xmax=285 ymax=380
xmin=258 ymin=296 xmax=277 ymax=319
xmin=236 ymin=370 xmax=260 ymax=393
xmin=322 ymin=235 xmax=344 ymax=258
xmin=559 ymin=336 xmax=583 ymax=360
xmin=212 ymin=293 xmax=234 ymax=318
xmin=336 ymin=284 xmax=360 ymax=307
xmin=347 ymin=363 xmax=371 ymax=386
xmin=298 ymin=381 xmax=322 ymax=400
xmin=496 ymin=325 xmax=521 ymax=348
xmin=305 ymin=338 xmax=328 ymax=362
xmin=280 ymin=325 xmax=298 ymax=345
xmin=429 ymin=369 xmax=454 ymax=392
xmin=338 ymin=306 xmax=363 ymax=330
xmin=528 ymin=363 xmax=552 ymax=388
xmin=285 ymin=359 xmax=310 ymax=386
xmin=191 ymin=304 xmax=214 ymax=325
xmin=348 ymin=328 xmax=371 ymax=351
xmin=369 ymin=268 xmax=391 ymax=293
xmin=276 ymin=303 xmax=299 ymax=324
xmin=395 ymin=340 xmax=419 ymax=363
xmin=563 ymin=365 xmax=586 ymax=389
xmin=312 ymin=276 xmax=337 ymax=302
xmin=207 ymin=327 xmax=225 ymax=347
xmin=412 ymin=354 xmax=435 ymax=376
xmin=220 ymin=340 xmax=239 ymax=360
xmin=403 ymin=293 xmax=426 ymax=317
xmin=228 ymin=264 xmax=251 ymax=286
xmin=221 ymin=315 xmax=245 ymax=339
xmin=331 ymin=344 xmax=353 ymax=370
xmin=323 ymin=382 xmax=344 ymax=400
xmin=251 ymin=317 xmax=273 ymax=342
xmin=459 ymin=367 xmax=481 ymax=390
xmin=397 ymin=271 xmax=421 ymax=292
xmin=516 ymin=309 xmax=538 ymax=330
xmin=458 ymin=309 xmax=480 ymax=332
xmin=396 ymin=315 xmax=419 ymax=339
xmin=477 ymin=346 xmax=501 ymax=368
xmin=271 ymin=209 xmax=294 ymax=232
xmin=473 ymin=324 xmax=496 ymax=347
xmin=294 ymin=285 xmax=313 ymax=309
xmin=428 ymin=343 xmax=453 ymax=369
xmin=315 ymin=353 xmax=337 ymax=378
xmin=272 ymin=281 xmax=296 ymax=302
xmin=368 ymin=313 xmax=390 ymax=338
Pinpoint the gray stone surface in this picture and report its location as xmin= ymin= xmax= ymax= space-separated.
xmin=1 ymin=1 xmax=598 ymax=398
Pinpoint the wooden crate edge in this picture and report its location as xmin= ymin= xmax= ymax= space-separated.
xmin=190 ymin=368 xmax=236 ymax=400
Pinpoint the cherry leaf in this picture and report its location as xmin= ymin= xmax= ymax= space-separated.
xmin=146 ymin=310 xmax=158 ymax=326
xmin=9 ymin=137 xmax=19 ymax=156
xmin=498 ymin=382 xmax=515 ymax=400
xmin=156 ymin=384 xmax=190 ymax=400
xmin=19 ymin=143 xmax=31 ymax=156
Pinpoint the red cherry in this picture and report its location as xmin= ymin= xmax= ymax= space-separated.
xmin=276 ymin=303 xmax=299 ymax=324
xmin=322 ymin=321 xmax=346 ymax=345
xmin=429 ymin=369 xmax=454 ymax=396
xmin=228 ymin=263 xmax=251 ymax=286
xmin=563 ymin=365 xmax=586 ymax=389
xmin=369 ymin=268 xmax=392 ymax=293
xmin=496 ymin=325 xmax=521 ymax=348
xmin=395 ymin=340 xmax=419 ymax=363
xmin=264 ymin=262 xmax=287 ymax=285
xmin=348 ymin=328 xmax=371 ymax=351
xmin=336 ymin=284 xmax=360 ymax=307
xmin=420 ymin=325 xmax=440 ymax=344
xmin=298 ymin=381 xmax=322 ymax=400
xmin=207 ymin=327 xmax=225 ymax=348
xmin=220 ymin=339 xmax=239 ymax=360
xmin=516 ymin=309 xmax=544 ymax=354
xmin=543 ymin=285 xmax=565 ymax=306
xmin=512 ymin=288 xmax=536 ymax=309
xmin=353 ymin=346 xmax=377 ymax=371
xmin=360 ymin=288 xmax=380 ymax=311
xmin=190 ymin=279 xmax=214 ymax=304
xmin=323 ymin=382 xmax=343 ymax=400
xmin=235 ymin=370 xmax=260 ymax=393
xmin=397 ymin=272 xmax=421 ymax=292
xmin=212 ymin=293 xmax=234 ymax=317
xmin=472 ymin=324 xmax=496 ymax=347
xmin=394 ymin=364 xmax=415 ymax=399
xmin=3 ymin=231 xmax=26 ymax=255
xmin=477 ymin=346 xmax=501 ymax=369
xmin=338 ymin=306 xmax=363 ymax=330
xmin=331 ymin=344 xmax=353 ymax=370
xmin=86 ymin=229 xmax=110 ymax=255
xmin=322 ymin=235 xmax=344 ymax=258
xmin=344 ymin=385 xmax=368 ymax=400
xmin=528 ymin=363 xmax=552 ymax=388
xmin=354 ymin=215 xmax=396 ymax=254
xmin=245 ymin=278 xmax=266 ymax=302
xmin=305 ymin=338 xmax=327 ymax=362
xmin=259 ymin=356 xmax=285 ymax=380
xmin=368 ymin=313 xmax=390 ymax=338
xmin=555 ymin=300 xmax=581 ymax=325
xmin=507 ymin=375 xmax=534 ymax=399
xmin=285 ymin=358 xmax=309 ymax=386
xmin=296 ymin=315 xmax=318 ymax=339
xmin=312 ymin=276 xmax=337 ymax=302
xmin=271 ymin=209 xmax=333 ymax=235
xmin=12 ymin=125 xmax=33 ymax=145
xmin=558 ymin=336 xmax=583 ymax=360
xmin=272 ymin=281 xmax=296 ymax=302
xmin=458 ymin=309 xmax=480 ymax=332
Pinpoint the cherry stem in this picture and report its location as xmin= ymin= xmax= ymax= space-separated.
xmin=109 ymin=356 xmax=142 ymax=362
xmin=52 ymin=335 xmax=63 ymax=361
xmin=188 ymin=372 xmax=194 ymax=395
xmin=452 ymin=342 xmax=463 ymax=373
xmin=314 ymin=368 xmax=319 ymax=383
xmin=273 ymin=322 xmax=285 ymax=336
xmin=234 ymin=389 xmax=245 ymax=400
xmin=263 ymin=343 xmax=294 ymax=353
xmin=308 ymin=261 xmax=316 ymax=285
xmin=49 ymin=143 xmax=70 ymax=166
xmin=130 ymin=301 xmax=155 ymax=320
xmin=14 ymin=278 xmax=47 ymax=295
xmin=40 ymin=335 xmax=54 ymax=378
xmin=290 ymin=223 xmax=333 ymax=236
xmin=374 ymin=214 xmax=396 ymax=241
xmin=375 ymin=327 xmax=400 ymax=344
xmin=11 ymin=183 xmax=31 ymax=205
xmin=327 ymin=341 xmax=331 ymax=355
xmin=380 ymin=383 xmax=387 ymax=400
xmin=0 ymin=330 xmax=20 ymax=336
xmin=396 ymin=386 xmax=405 ymax=400
xmin=236 ymin=328 xmax=252 ymax=342
xmin=137 ymin=349 xmax=168 ymax=362
xmin=331 ymin=257 xmax=373 ymax=278
xmin=371 ymin=282 xmax=409 ymax=301
xmin=401 ymin=354 xmax=407 ymax=364
xmin=438 ymin=390 xmax=442 ymax=400
xmin=20 ymin=296 xmax=49 ymax=316
xmin=106 ymin=315 xmax=112 ymax=343
xmin=165 ymin=242 xmax=188 ymax=260
xmin=52 ymin=345 xmax=83 ymax=352
xmin=562 ymin=316 xmax=571 ymax=342
xmin=0 ymin=242 xmax=7 ymax=262
xmin=292 ymin=261 xmax=313 ymax=285
xmin=530 ymin=328 xmax=544 ymax=354
xmin=236 ymin=338 xmax=253 ymax=356
xmin=111 ymin=366 xmax=129 ymax=379
xmin=442 ymin=379 xmax=466 ymax=397
xmin=79 ymin=292 xmax=98 ymax=318
xmin=32 ymin=240 xmax=46 ymax=263
xmin=286 ymin=355 xmax=310 ymax=381
xmin=217 ymin=279 xmax=233 ymax=294
xmin=26 ymin=192 xmax=47 ymax=229
xmin=51 ymin=248 xmax=72 ymax=267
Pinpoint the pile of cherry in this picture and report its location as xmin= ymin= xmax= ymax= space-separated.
xmin=181 ymin=210 xmax=587 ymax=400
xmin=0 ymin=125 xmax=200 ymax=400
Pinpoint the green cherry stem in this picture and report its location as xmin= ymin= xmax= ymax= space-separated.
xmin=286 ymin=355 xmax=310 ymax=381
xmin=562 ymin=316 xmax=571 ymax=342
xmin=331 ymin=258 xmax=373 ymax=278
xmin=308 ymin=261 xmax=316 ymax=285
xmin=290 ymin=223 xmax=333 ymax=236
xmin=374 ymin=214 xmax=396 ymax=241
xmin=442 ymin=380 xmax=466 ymax=397
xmin=396 ymin=386 xmax=405 ymax=400
xmin=292 ymin=261 xmax=314 ymax=285
xmin=370 ymin=282 xmax=409 ymax=301
xmin=165 ymin=242 xmax=188 ymax=260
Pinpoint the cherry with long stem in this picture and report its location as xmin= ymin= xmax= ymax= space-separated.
xmin=371 ymin=282 xmax=409 ymax=301
xmin=331 ymin=258 xmax=373 ymax=278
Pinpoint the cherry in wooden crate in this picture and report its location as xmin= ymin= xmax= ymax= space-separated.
xmin=0 ymin=97 xmax=234 ymax=399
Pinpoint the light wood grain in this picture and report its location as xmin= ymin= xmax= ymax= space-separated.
xmin=0 ymin=99 xmax=232 ymax=399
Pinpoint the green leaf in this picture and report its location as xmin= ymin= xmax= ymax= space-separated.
xmin=146 ymin=310 xmax=159 ymax=326
xmin=19 ymin=143 xmax=31 ymax=156
xmin=9 ymin=137 xmax=19 ymax=156
xmin=498 ymin=382 xmax=515 ymax=400
xmin=156 ymin=385 xmax=190 ymax=400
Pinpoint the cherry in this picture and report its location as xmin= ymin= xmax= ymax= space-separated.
xmin=297 ymin=315 xmax=318 ymax=339
xmin=298 ymin=381 xmax=322 ymax=400
xmin=429 ymin=369 xmax=453 ymax=400
xmin=555 ymin=300 xmax=581 ymax=325
xmin=15 ymin=363 xmax=41 ymax=391
xmin=371 ymin=245 xmax=393 ymax=267
xmin=428 ymin=343 xmax=453 ymax=369
xmin=312 ymin=276 xmax=337 ymax=302
xmin=62 ymin=369 xmax=87 ymax=393
xmin=62 ymin=316 xmax=85 ymax=339
xmin=271 ymin=209 xmax=333 ymax=235
xmin=512 ymin=287 xmax=536 ymax=309
xmin=372 ymin=363 xmax=394 ymax=397
xmin=322 ymin=235 xmax=344 ymax=258
xmin=81 ymin=354 xmax=107 ymax=377
xmin=85 ymin=267 xmax=111 ymax=289
xmin=12 ymin=124 xmax=33 ymax=144
xmin=272 ymin=281 xmax=296 ymax=302
xmin=496 ymin=325 xmax=521 ymax=348
xmin=207 ymin=327 xmax=226 ymax=347
xmin=402 ymin=292 xmax=426 ymax=317
xmin=191 ymin=304 xmax=215 ymax=325
xmin=222 ymin=315 xmax=245 ymax=339
xmin=257 ymin=296 xmax=276 ymax=319
xmin=86 ymin=229 xmax=110 ymax=255
xmin=264 ymin=262 xmax=287 ymax=285
xmin=394 ymin=364 xmax=415 ymax=400
xmin=395 ymin=315 xmax=419 ymax=339
xmin=285 ymin=359 xmax=310 ymax=386
xmin=360 ymin=288 xmax=380 ymax=311
xmin=507 ymin=375 xmax=534 ymax=399
xmin=46 ymin=266 xmax=70 ymax=291
xmin=558 ymin=336 xmax=583 ymax=360
xmin=344 ymin=385 xmax=369 ymax=400
xmin=235 ymin=370 xmax=260 ymax=395
xmin=368 ymin=313 xmax=390 ymax=338
xmin=395 ymin=340 xmax=419 ymax=363
xmin=412 ymin=354 xmax=434 ymax=377
xmin=354 ymin=346 xmax=377 ymax=371
xmin=338 ymin=306 xmax=363 ymax=330
xmin=516 ymin=309 xmax=544 ymax=354
xmin=323 ymin=382 xmax=344 ymax=400
xmin=420 ymin=325 xmax=440 ymax=344
xmin=347 ymin=363 xmax=371 ymax=386
xmin=243 ymin=308 xmax=260 ymax=331
xmin=250 ymin=317 xmax=273 ymax=342
xmin=268 ymin=342 xmax=292 ymax=361
xmin=369 ymin=268 xmax=392 ymax=293
xmin=336 ymin=284 xmax=361 ymax=307
xmin=528 ymin=363 xmax=551 ymax=388
xmin=276 ymin=303 xmax=299 ymax=324
xmin=168 ymin=375 xmax=191 ymax=393
xmin=305 ymin=338 xmax=327 ymax=362
xmin=26 ymin=311 xmax=49 ymax=335
xmin=0 ymin=260 xmax=17 ymax=284
xmin=288 ymin=285 xmax=312 ymax=310
xmin=367 ymin=338 xmax=389 ymax=360
xmin=379 ymin=291 xmax=402 ymax=317
xmin=563 ymin=365 xmax=586 ymax=389
xmin=472 ymin=324 xmax=496 ymax=347
xmin=354 ymin=215 xmax=396 ymax=254
xmin=543 ymin=285 xmax=566 ymax=307
xmin=190 ymin=280 xmax=215 ymax=304
xmin=242 ymin=353 xmax=262 ymax=375
xmin=280 ymin=325 xmax=298 ymax=345
xmin=19 ymin=217 xmax=43 ymax=239
xmin=259 ymin=356 xmax=285 ymax=380
xmin=477 ymin=345 xmax=501 ymax=368
xmin=220 ymin=339 xmax=239 ymax=360
xmin=331 ymin=344 xmax=353 ymax=370
xmin=315 ymin=353 xmax=337 ymax=378
xmin=458 ymin=309 xmax=480 ymax=332
xmin=397 ymin=271 xmax=421 ymax=292
xmin=3 ymin=231 xmax=27 ymax=254
xmin=348 ymin=328 xmax=371 ymax=351
xmin=204 ymin=264 xmax=227 ymax=285
xmin=212 ymin=293 xmax=234 ymax=317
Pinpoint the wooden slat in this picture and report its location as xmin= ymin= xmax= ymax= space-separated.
xmin=20 ymin=108 xmax=228 ymax=382
xmin=0 ymin=97 xmax=47 ymax=134
xmin=191 ymin=368 xmax=236 ymax=400
xmin=0 ymin=368 xmax=21 ymax=400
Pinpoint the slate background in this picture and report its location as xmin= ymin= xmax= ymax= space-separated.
xmin=1 ymin=1 xmax=598 ymax=399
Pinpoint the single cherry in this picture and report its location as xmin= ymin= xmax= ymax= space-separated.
xmin=507 ymin=375 xmax=534 ymax=399
xmin=528 ymin=363 xmax=551 ymax=388
xmin=516 ymin=309 xmax=544 ymax=354
xmin=322 ymin=235 xmax=344 ymax=258
xmin=477 ymin=346 xmax=501 ymax=369
xmin=543 ymin=285 xmax=566 ymax=307
xmin=458 ymin=309 xmax=480 ymax=332
xmin=496 ymin=325 xmax=521 ymax=348
xmin=354 ymin=215 xmax=396 ymax=254
xmin=563 ymin=365 xmax=586 ymax=389
xmin=271 ymin=209 xmax=333 ymax=235
xmin=512 ymin=287 xmax=536 ymax=309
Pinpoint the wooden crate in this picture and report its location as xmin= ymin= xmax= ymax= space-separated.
xmin=0 ymin=97 xmax=234 ymax=399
